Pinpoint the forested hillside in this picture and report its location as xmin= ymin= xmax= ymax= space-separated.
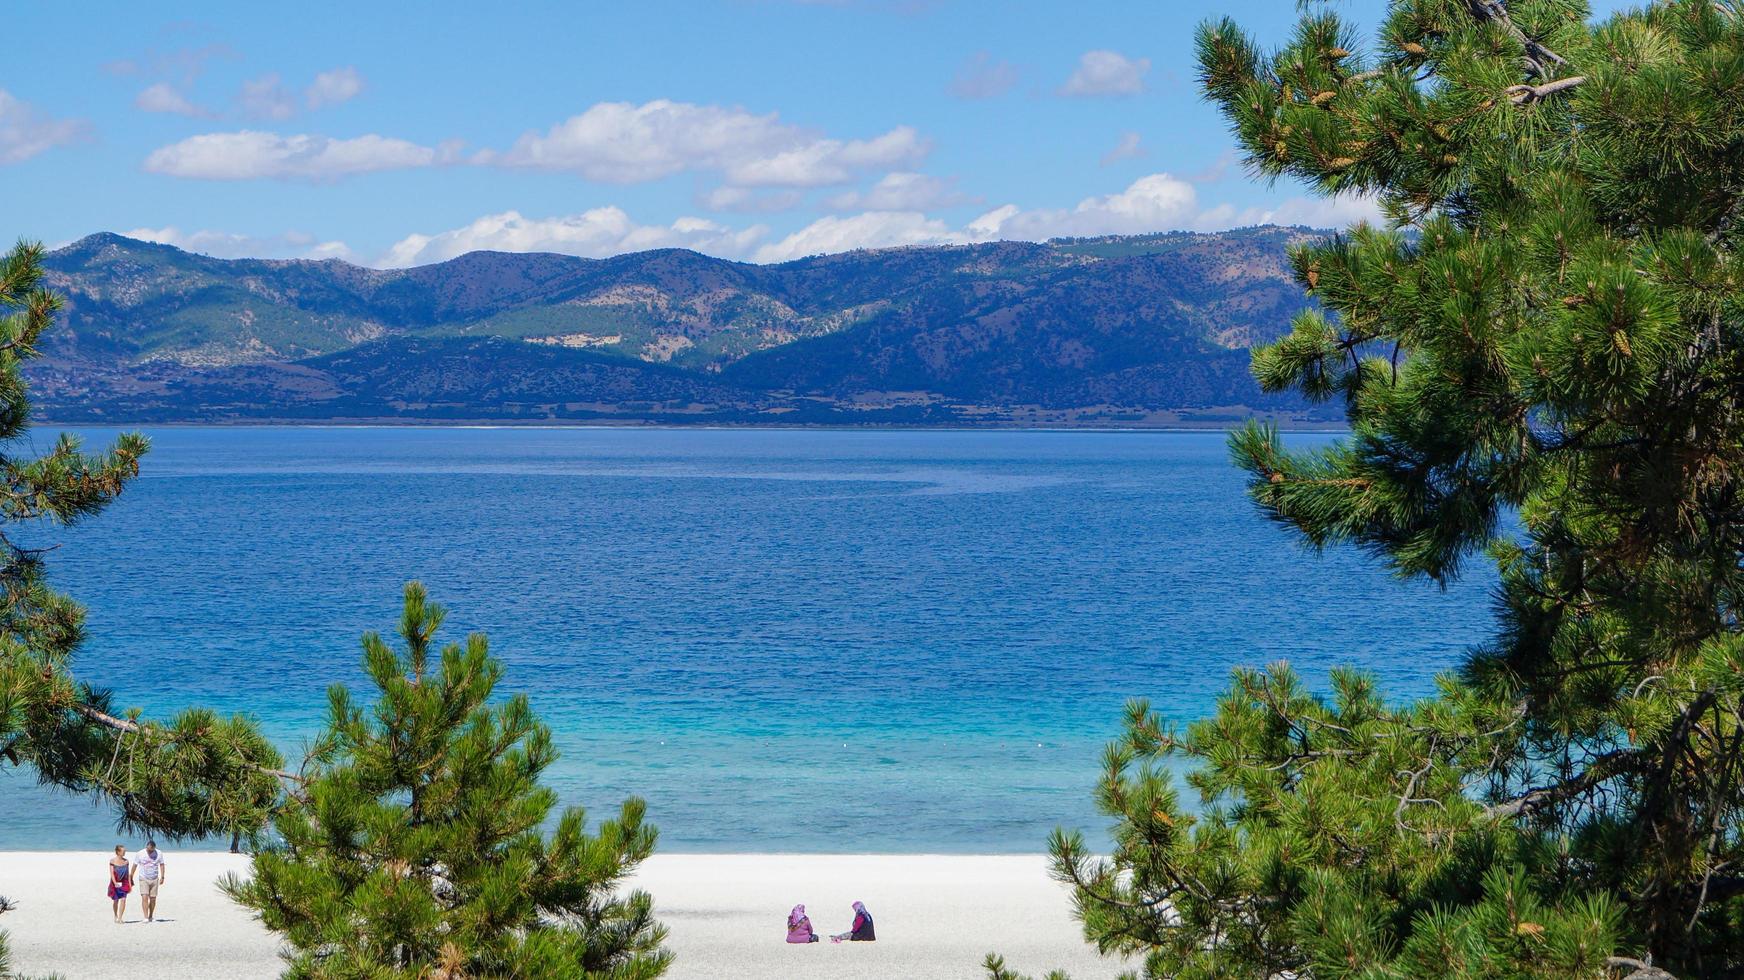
xmin=32 ymin=227 xmax=1329 ymax=425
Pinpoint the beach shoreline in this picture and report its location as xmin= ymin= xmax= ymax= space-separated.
xmin=0 ymin=851 xmax=1130 ymax=979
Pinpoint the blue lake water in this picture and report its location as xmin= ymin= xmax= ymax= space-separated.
xmin=0 ymin=426 xmax=1492 ymax=851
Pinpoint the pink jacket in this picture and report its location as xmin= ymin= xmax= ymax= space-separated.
xmin=786 ymin=905 xmax=817 ymax=943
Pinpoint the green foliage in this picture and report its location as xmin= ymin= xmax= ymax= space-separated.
xmin=1019 ymin=682 xmax=1627 ymax=979
xmin=984 ymin=953 xmax=1070 ymax=980
xmin=0 ymin=237 xmax=270 ymax=977
xmin=224 ymin=583 xmax=670 ymax=980
xmin=1000 ymin=1 xmax=1744 ymax=977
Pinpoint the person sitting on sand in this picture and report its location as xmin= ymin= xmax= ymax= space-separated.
xmin=107 ymin=845 xmax=132 ymax=924
xmin=830 ymin=901 xmax=875 ymax=942
xmin=786 ymin=904 xmax=819 ymax=943
xmin=132 ymin=840 xmax=166 ymax=923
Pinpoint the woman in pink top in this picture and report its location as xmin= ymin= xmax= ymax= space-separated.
xmin=106 ymin=844 xmax=132 ymax=924
xmin=785 ymin=904 xmax=818 ymax=943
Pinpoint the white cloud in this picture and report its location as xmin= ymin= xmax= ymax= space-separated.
xmin=697 ymin=186 xmax=807 ymax=213
xmin=1100 ymin=131 xmax=1146 ymax=166
xmin=240 ymin=74 xmax=296 ymax=120
xmin=1200 ymin=193 xmax=1385 ymax=231
xmin=381 ymin=176 xmax=1379 ymax=269
xmin=138 ymin=173 xmax=1382 ymax=270
xmin=225 ymin=68 xmax=363 ymax=120
xmin=970 ymin=173 xmax=1200 ymax=239
xmin=489 ymin=99 xmax=928 ymax=187
xmin=306 ymin=67 xmax=364 ymax=110
xmin=305 ymin=240 xmax=358 ymax=259
xmin=488 ymin=101 xmax=772 ymax=181
xmin=951 ymin=52 xmax=1019 ymax=99
xmin=727 ymin=126 xmax=927 ymax=187
xmin=967 ymin=173 xmax=1381 ymax=241
xmin=964 ymin=204 xmax=1020 ymax=239
xmin=104 ymin=44 xmax=236 ymax=86
xmin=0 ymin=90 xmax=86 ymax=165
xmin=134 ymin=82 xmax=208 ymax=117
xmin=752 ymin=211 xmax=957 ymax=263
xmin=123 ymin=225 xmax=356 ymax=262
xmin=1061 ymin=50 xmax=1150 ymax=97
xmin=826 ymin=172 xmax=965 ymax=211
xmin=143 ymin=130 xmax=440 ymax=180
xmin=380 ymin=209 xmax=769 ymax=267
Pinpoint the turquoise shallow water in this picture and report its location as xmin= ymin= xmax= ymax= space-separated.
xmin=0 ymin=426 xmax=1491 ymax=851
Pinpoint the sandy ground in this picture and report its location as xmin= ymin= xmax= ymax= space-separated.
xmin=1 ymin=852 xmax=276 ymax=980
xmin=0 ymin=852 xmax=1130 ymax=980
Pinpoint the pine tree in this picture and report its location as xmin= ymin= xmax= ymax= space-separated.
xmin=997 ymin=2 xmax=1744 ymax=977
xmin=0 ymin=238 xmax=281 ymax=975
xmin=0 ymin=241 xmax=286 ymax=821
xmin=224 ymin=583 xmax=671 ymax=979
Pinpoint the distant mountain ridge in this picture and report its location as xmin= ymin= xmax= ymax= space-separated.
xmin=29 ymin=227 xmax=1332 ymax=425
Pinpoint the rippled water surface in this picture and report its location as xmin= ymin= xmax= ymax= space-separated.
xmin=0 ymin=426 xmax=1492 ymax=850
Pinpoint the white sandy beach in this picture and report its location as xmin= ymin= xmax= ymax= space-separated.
xmin=0 ymin=852 xmax=1130 ymax=979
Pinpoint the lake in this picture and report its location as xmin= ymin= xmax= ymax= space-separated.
xmin=0 ymin=426 xmax=1491 ymax=851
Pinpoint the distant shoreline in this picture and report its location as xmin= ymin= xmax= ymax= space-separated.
xmin=35 ymin=417 xmax=1350 ymax=433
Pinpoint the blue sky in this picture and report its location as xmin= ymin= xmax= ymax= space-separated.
xmin=2 ymin=0 xmax=1632 ymax=267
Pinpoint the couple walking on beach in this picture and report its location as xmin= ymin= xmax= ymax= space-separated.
xmin=786 ymin=901 xmax=875 ymax=944
xmin=106 ymin=841 xmax=166 ymax=924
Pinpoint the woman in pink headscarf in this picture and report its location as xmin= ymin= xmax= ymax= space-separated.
xmin=786 ymin=904 xmax=819 ymax=943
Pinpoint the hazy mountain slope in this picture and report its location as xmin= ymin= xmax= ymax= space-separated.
xmin=30 ymin=227 xmax=1329 ymax=425
xmin=724 ymin=230 xmax=1312 ymax=407
xmin=32 ymin=337 xmax=776 ymax=423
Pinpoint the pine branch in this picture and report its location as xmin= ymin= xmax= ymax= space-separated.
xmin=1464 ymin=0 xmax=1569 ymax=76
xmin=1607 ymin=956 xmax=1678 ymax=980
xmin=1483 ymin=689 xmax=1722 ymax=825
xmin=1480 ymin=747 xmax=1642 ymax=821
xmin=1507 ymin=76 xmax=1587 ymax=105
xmin=69 ymin=701 xmax=305 ymax=785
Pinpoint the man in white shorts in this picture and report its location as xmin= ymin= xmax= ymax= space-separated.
xmin=133 ymin=840 xmax=166 ymax=922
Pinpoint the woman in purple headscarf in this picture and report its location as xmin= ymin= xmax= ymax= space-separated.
xmin=786 ymin=904 xmax=819 ymax=943
xmin=831 ymin=901 xmax=875 ymax=942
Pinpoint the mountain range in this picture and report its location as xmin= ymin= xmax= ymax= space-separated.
xmin=28 ymin=226 xmax=1331 ymax=426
